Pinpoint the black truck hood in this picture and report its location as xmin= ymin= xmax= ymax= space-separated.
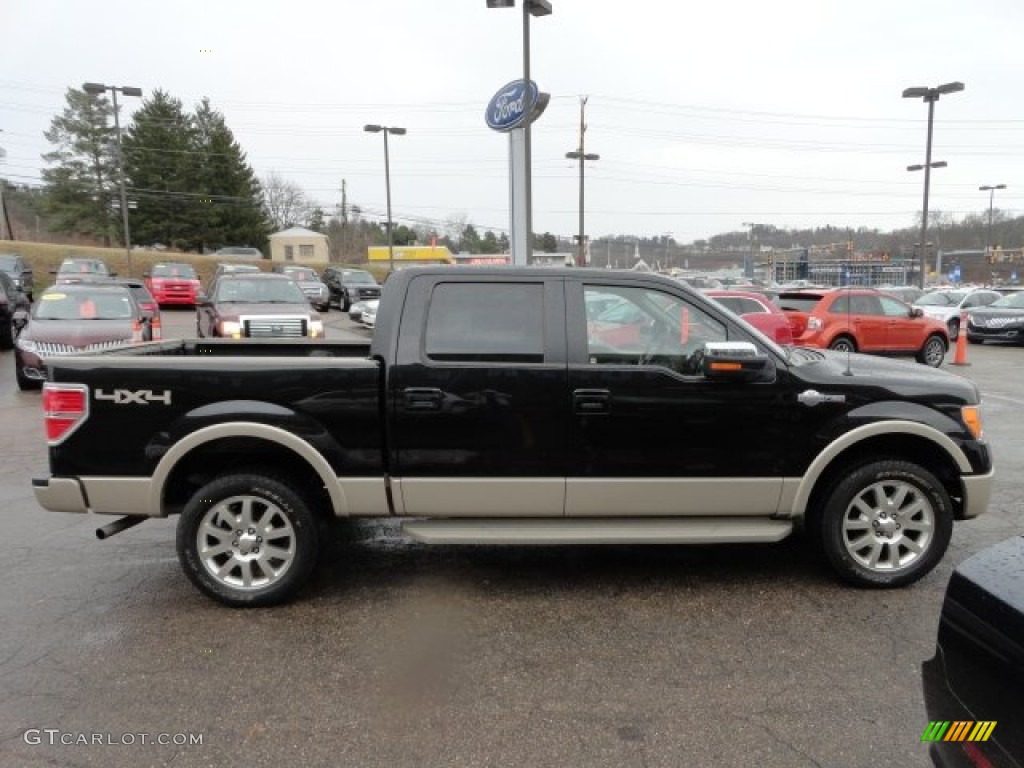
xmin=790 ymin=348 xmax=980 ymax=405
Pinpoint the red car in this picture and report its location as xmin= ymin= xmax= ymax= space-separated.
xmin=706 ymin=290 xmax=793 ymax=345
xmin=777 ymin=287 xmax=949 ymax=367
xmin=144 ymin=262 xmax=202 ymax=306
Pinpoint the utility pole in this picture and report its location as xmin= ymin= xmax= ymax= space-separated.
xmin=340 ymin=178 xmax=348 ymax=262
xmin=566 ymin=96 xmax=599 ymax=267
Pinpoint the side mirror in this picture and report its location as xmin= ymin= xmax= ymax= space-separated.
xmin=22 ymin=268 xmax=32 ymax=276
xmin=911 ymin=307 xmax=924 ymax=318
xmin=108 ymin=271 xmax=118 ymax=277
xmin=701 ymin=341 xmax=776 ymax=383
xmin=195 ymin=293 xmax=209 ymax=304
xmin=49 ymin=268 xmax=58 ymax=274
xmin=12 ymin=309 xmax=29 ymax=333
xmin=143 ymin=271 xmax=151 ymax=278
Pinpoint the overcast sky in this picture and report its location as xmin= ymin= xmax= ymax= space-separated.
xmin=2 ymin=0 xmax=1023 ymax=244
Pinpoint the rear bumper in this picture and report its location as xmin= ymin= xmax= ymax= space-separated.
xmin=33 ymin=475 xmax=157 ymax=516
xmin=961 ymin=469 xmax=995 ymax=519
xmin=32 ymin=476 xmax=88 ymax=513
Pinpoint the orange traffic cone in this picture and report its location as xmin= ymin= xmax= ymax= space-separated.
xmin=951 ymin=311 xmax=970 ymax=366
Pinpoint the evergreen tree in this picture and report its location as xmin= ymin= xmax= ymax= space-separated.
xmin=121 ymin=90 xmax=197 ymax=250
xmin=193 ymin=98 xmax=269 ymax=251
xmin=40 ymin=87 xmax=118 ymax=244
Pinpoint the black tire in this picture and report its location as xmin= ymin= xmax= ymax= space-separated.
xmin=176 ymin=473 xmax=320 ymax=607
xmin=0 ymin=315 xmax=13 ymax=350
xmin=319 ymin=303 xmax=329 ymax=314
xmin=15 ymin=358 xmax=42 ymax=391
xmin=811 ymin=460 xmax=953 ymax=588
xmin=946 ymin=318 xmax=960 ymax=341
xmin=916 ymin=334 xmax=947 ymax=367
xmin=828 ymin=335 xmax=857 ymax=353
xmin=341 ymin=296 xmax=350 ymax=312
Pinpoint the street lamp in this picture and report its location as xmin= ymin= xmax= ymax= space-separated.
xmin=566 ymin=96 xmax=598 ymax=267
xmin=83 ymin=82 xmax=142 ymax=275
xmin=487 ymin=0 xmax=552 ymax=265
xmin=979 ymin=184 xmax=1006 ymax=259
xmin=363 ymin=124 xmax=406 ymax=276
xmin=902 ymin=81 xmax=964 ymax=289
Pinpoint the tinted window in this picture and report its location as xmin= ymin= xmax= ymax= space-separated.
xmin=777 ymin=295 xmax=823 ymax=312
xmin=0 ymin=255 xmax=20 ymax=271
xmin=424 ymin=283 xmax=544 ymax=363
xmin=879 ymin=296 xmax=910 ymax=317
xmin=35 ymin=290 xmax=133 ymax=320
xmin=215 ymin=279 xmax=305 ymax=303
xmin=342 ymin=270 xmax=376 ymax=284
xmin=152 ymin=263 xmax=197 ymax=278
xmin=714 ymin=297 xmax=765 ymax=315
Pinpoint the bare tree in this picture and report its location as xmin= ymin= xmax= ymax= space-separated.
xmin=261 ymin=171 xmax=309 ymax=232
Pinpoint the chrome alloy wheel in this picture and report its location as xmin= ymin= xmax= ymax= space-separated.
xmin=841 ymin=480 xmax=934 ymax=572
xmin=197 ymin=495 xmax=297 ymax=590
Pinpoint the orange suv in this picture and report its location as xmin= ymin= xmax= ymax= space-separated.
xmin=778 ymin=287 xmax=949 ymax=367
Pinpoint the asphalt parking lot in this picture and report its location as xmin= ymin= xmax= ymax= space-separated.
xmin=1 ymin=309 xmax=1021 ymax=768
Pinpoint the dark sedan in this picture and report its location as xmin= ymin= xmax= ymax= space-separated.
xmin=1 ymin=271 xmax=31 ymax=350
xmin=0 ymin=252 xmax=34 ymax=301
xmin=196 ymin=273 xmax=325 ymax=339
xmin=922 ymin=536 xmax=1024 ymax=767
xmin=14 ymin=283 xmax=152 ymax=390
xmin=966 ymin=290 xmax=1024 ymax=345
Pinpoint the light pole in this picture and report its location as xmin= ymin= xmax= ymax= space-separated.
xmin=83 ymin=82 xmax=142 ymax=275
xmin=566 ymin=96 xmax=598 ymax=268
xmin=979 ymin=184 xmax=1006 ymax=260
xmin=487 ymin=0 xmax=552 ymax=265
xmin=363 ymin=124 xmax=406 ymax=276
xmin=902 ymin=81 xmax=964 ymax=289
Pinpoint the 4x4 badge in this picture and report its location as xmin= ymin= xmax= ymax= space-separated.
xmin=797 ymin=389 xmax=845 ymax=407
xmin=95 ymin=389 xmax=172 ymax=405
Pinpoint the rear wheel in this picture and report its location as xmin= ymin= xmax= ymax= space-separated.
xmin=916 ymin=334 xmax=947 ymax=367
xmin=947 ymin=318 xmax=960 ymax=341
xmin=811 ymin=459 xmax=952 ymax=588
xmin=176 ymin=473 xmax=320 ymax=607
xmin=828 ymin=335 xmax=857 ymax=353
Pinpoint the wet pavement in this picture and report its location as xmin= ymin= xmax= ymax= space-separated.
xmin=1 ymin=311 xmax=1021 ymax=767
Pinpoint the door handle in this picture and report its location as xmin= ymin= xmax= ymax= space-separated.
xmin=403 ymin=387 xmax=444 ymax=411
xmin=573 ymin=389 xmax=611 ymax=415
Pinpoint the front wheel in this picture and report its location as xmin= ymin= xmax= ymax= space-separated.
xmin=916 ymin=334 xmax=947 ymax=367
xmin=947 ymin=318 xmax=960 ymax=341
xmin=812 ymin=460 xmax=952 ymax=588
xmin=828 ymin=335 xmax=857 ymax=354
xmin=176 ymin=473 xmax=320 ymax=607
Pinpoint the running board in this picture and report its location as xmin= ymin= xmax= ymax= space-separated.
xmin=401 ymin=518 xmax=793 ymax=545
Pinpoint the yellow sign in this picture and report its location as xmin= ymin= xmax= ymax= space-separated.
xmin=367 ymin=245 xmax=453 ymax=263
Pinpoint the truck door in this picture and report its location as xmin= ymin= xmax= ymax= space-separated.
xmin=565 ymin=279 xmax=794 ymax=517
xmin=390 ymin=275 xmax=568 ymax=516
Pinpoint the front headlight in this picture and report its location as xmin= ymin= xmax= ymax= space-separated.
xmin=309 ymin=318 xmax=325 ymax=338
xmin=16 ymin=337 xmax=38 ymax=353
xmin=218 ymin=320 xmax=242 ymax=339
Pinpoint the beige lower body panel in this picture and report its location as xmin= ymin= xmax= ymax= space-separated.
xmin=337 ymin=477 xmax=391 ymax=517
xmin=961 ymin=469 xmax=995 ymax=519
xmin=393 ymin=478 xmax=565 ymax=517
xmin=34 ymin=477 xmax=89 ymax=514
xmin=80 ymin=477 xmax=157 ymax=516
xmin=403 ymin=517 xmax=793 ymax=545
xmin=565 ymin=478 xmax=785 ymax=517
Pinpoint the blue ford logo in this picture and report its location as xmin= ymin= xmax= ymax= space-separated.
xmin=485 ymin=79 xmax=539 ymax=132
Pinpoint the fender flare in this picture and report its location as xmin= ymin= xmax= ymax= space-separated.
xmin=787 ymin=420 xmax=972 ymax=518
xmin=149 ymin=421 xmax=346 ymax=516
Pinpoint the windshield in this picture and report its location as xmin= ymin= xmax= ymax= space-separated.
xmin=35 ymin=291 xmax=133 ymax=320
xmin=990 ymin=292 xmax=1024 ymax=308
xmin=342 ymin=270 xmax=376 ymax=284
xmin=218 ymin=247 xmax=261 ymax=256
xmin=152 ymin=264 xmax=197 ymax=278
xmin=917 ymin=291 xmax=965 ymax=306
xmin=285 ymin=268 xmax=317 ymax=281
xmin=59 ymin=260 xmax=108 ymax=275
xmin=215 ymin=279 xmax=306 ymax=304
xmin=221 ymin=265 xmax=260 ymax=274
xmin=0 ymin=255 xmax=19 ymax=271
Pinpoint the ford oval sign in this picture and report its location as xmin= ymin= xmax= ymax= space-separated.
xmin=485 ymin=79 xmax=540 ymax=132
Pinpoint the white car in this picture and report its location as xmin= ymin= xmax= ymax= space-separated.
xmin=913 ymin=288 xmax=1001 ymax=340
xmin=360 ymin=299 xmax=379 ymax=329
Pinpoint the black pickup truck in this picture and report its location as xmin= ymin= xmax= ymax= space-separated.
xmin=32 ymin=268 xmax=994 ymax=606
